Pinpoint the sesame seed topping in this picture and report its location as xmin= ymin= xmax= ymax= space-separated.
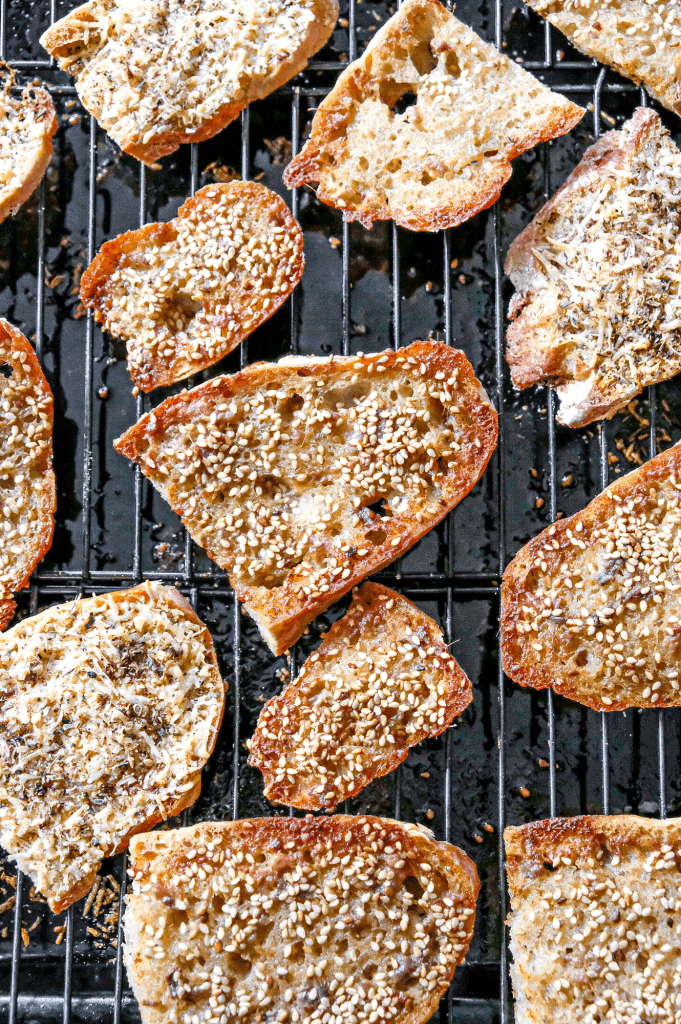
xmin=125 ymin=816 xmax=478 ymax=1024
xmin=116 ymin=341 xmax=496 ymax=650
xmin=503 ymin=448 xmax=681 ymax=710
xmin=248 ymin=583 xmax=472 ymax=810
xmin=527 ymin=1 xmax=681 ymax=117
xmin=0 ymin=320 xmax=54 ymax=621
xmin=84 ymin=183 xmax=304 ymax=390
xmin=506 ymin=815 xmax=681 ymax=1024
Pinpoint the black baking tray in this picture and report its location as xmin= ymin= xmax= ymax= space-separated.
xmin=1 ymin=1 xmax=681 ymax=1022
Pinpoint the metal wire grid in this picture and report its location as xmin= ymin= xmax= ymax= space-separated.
xmin=0 ymin=1 xmax=672 ymax=1022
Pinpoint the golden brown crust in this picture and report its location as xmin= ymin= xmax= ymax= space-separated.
xmin=505 ymin=814 xmax=681 ymax=899
xmin=506 ymin=108 xmax=679 ymax=428
xmin=284 ymin=0 xmax=583 ymax=231
xmin=0 ymin=84 xmax=57 ymax=225
xmin=126 ymin=815 xmax=480 ymax=1024
xmin=504 ymin=813 xmax=681 ymax=1024
xmin=81 ymin=182 xmax=305 ymax=391
xmin=248 ymin=581 xmax=473 ymax=810
xmin=41 ymin=0 xmax=339 ymax=165
xmin=114 ymin=340 xmax=498 ymax=655
xmin=501 ymin=442 xmax=681 ymax=711
xmin=0 ymin=582 xmax=226 ymax=914
xmin=0 ymin=319 xmax=55 ymax=626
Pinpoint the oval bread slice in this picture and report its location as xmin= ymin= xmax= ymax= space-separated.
xmin=248 ymin=581 xmax=473 ymax=810
xmin=124 ymin=815 xmax=479 ymax=1024
xmin=0 ymin=318 xmax=55 ymax=629
xmin=40 ymin=0 xmax=338 ymax=165
xmin=114 ymin=340 xmax=498 ymax=655
xmin=502 ymin=441 xmax=681 ymax=711
xmin=505 ymin=814 xmax=681 ymax=1024
xmin=284 ymin=0 xmax=583 ymax=231
xmin=0 ymin=581 xmax=225 ymax=913
xmin=81 ymin=182 xmax=305 ymax=392
xmin=0 ymin=71 xmax=57 ymax=224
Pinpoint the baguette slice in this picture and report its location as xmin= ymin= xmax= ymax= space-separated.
xmin=81 ymin=182 xmax=305 ymax=391
xmin=114 ymin=340 xmax=498 ymax=656
xmin=124 ymin=815 xmax=479 ymax=1024
xmin=505 ymin=814 xmax=681 ymax=1024
xmin=0 ymin=319 xmax=55 ymax=629
xmin=248 ymin=581 xmax=473 ymax=810
xmin=0 ymin=581 xmax=225 ymax=913
xmin=501 ymin=441 xmax=681 ymax=712
xmin=0 ymin=70 xmax=57 ymax=224
xmin=506 ymin=108 xmax=681 ymax=428
xmin=40 ymin=0 xmax=338 ymax=165
xmin=523 ymin=0 xmax=681 ymax=115
xmin=283 ymin=0 xmax=583 ymax=231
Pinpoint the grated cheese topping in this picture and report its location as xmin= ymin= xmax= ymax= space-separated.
xmin=45 ymin=0 xmax=319 ymax=154
xmin=0 ymin=582 xmax=224 ymax=908
xmin=0 ymin=73 xmax=55 ymax=211
xmin=521 ymin=112 xmax=681 ymax=425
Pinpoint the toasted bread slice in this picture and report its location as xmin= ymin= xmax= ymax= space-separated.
xmin=114 ymin=340 xmax=498 ymax=655
xmin=506 ymin=109 xmax=681 ymax=428
xmin=40 ymin=0 xmax=338 ymax=165
xmin=248 ymin=581 xmax=473 ymax=810
xmin=0 ymin=69 xmax=56 ymax=224
xmin=81 ymin=182 xmax=305 ymax=391
xmin=124 ymin=815 xmax=479 ymax=1024
xmin=0 ymin=319 xmax=55 ymax=629
xmin=505 ymin=814 xmax=681 ymax=1024
xmin=501 ymin=441 xmax=681 ymax=712
xmin=283 ymin=0 xmax=583 ymax=231
xmin=0 ymin=581 xmax=225 ymax=913
xmin=524 ymin=1 xmax=681 ymax=115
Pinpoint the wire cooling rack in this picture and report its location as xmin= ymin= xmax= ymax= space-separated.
xmin=1 ymin=1 xmax=681 ymax=1022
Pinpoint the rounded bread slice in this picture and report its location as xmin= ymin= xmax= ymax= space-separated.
xmin=0 ymin=581 xmax=226 ymax=913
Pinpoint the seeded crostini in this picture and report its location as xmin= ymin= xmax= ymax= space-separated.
xmin=502 ymin=441 xmax=681 ymax=711
xmin=81 ymin=182 xmax=305 ymax=391
xmin=248 ymin=582 xmax=473 ymax=810
xmin=505 ymin=814 xmax=681 ymax=1024
xmin=0 ymin=582 xmax=225 ymax=913
xmin=522 ymin=0 xmax=681 ymax=115
xmin=0 ymin=318 xmax=55 ymax=630
xmin=124 ymin=815 xmax=479 ymax=1024
xmin=114 ymin=339 xmax=498 ymax=655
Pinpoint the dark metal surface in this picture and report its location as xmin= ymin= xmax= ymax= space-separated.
xmin=1 ymin=1 xmax=681 ymax=1022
